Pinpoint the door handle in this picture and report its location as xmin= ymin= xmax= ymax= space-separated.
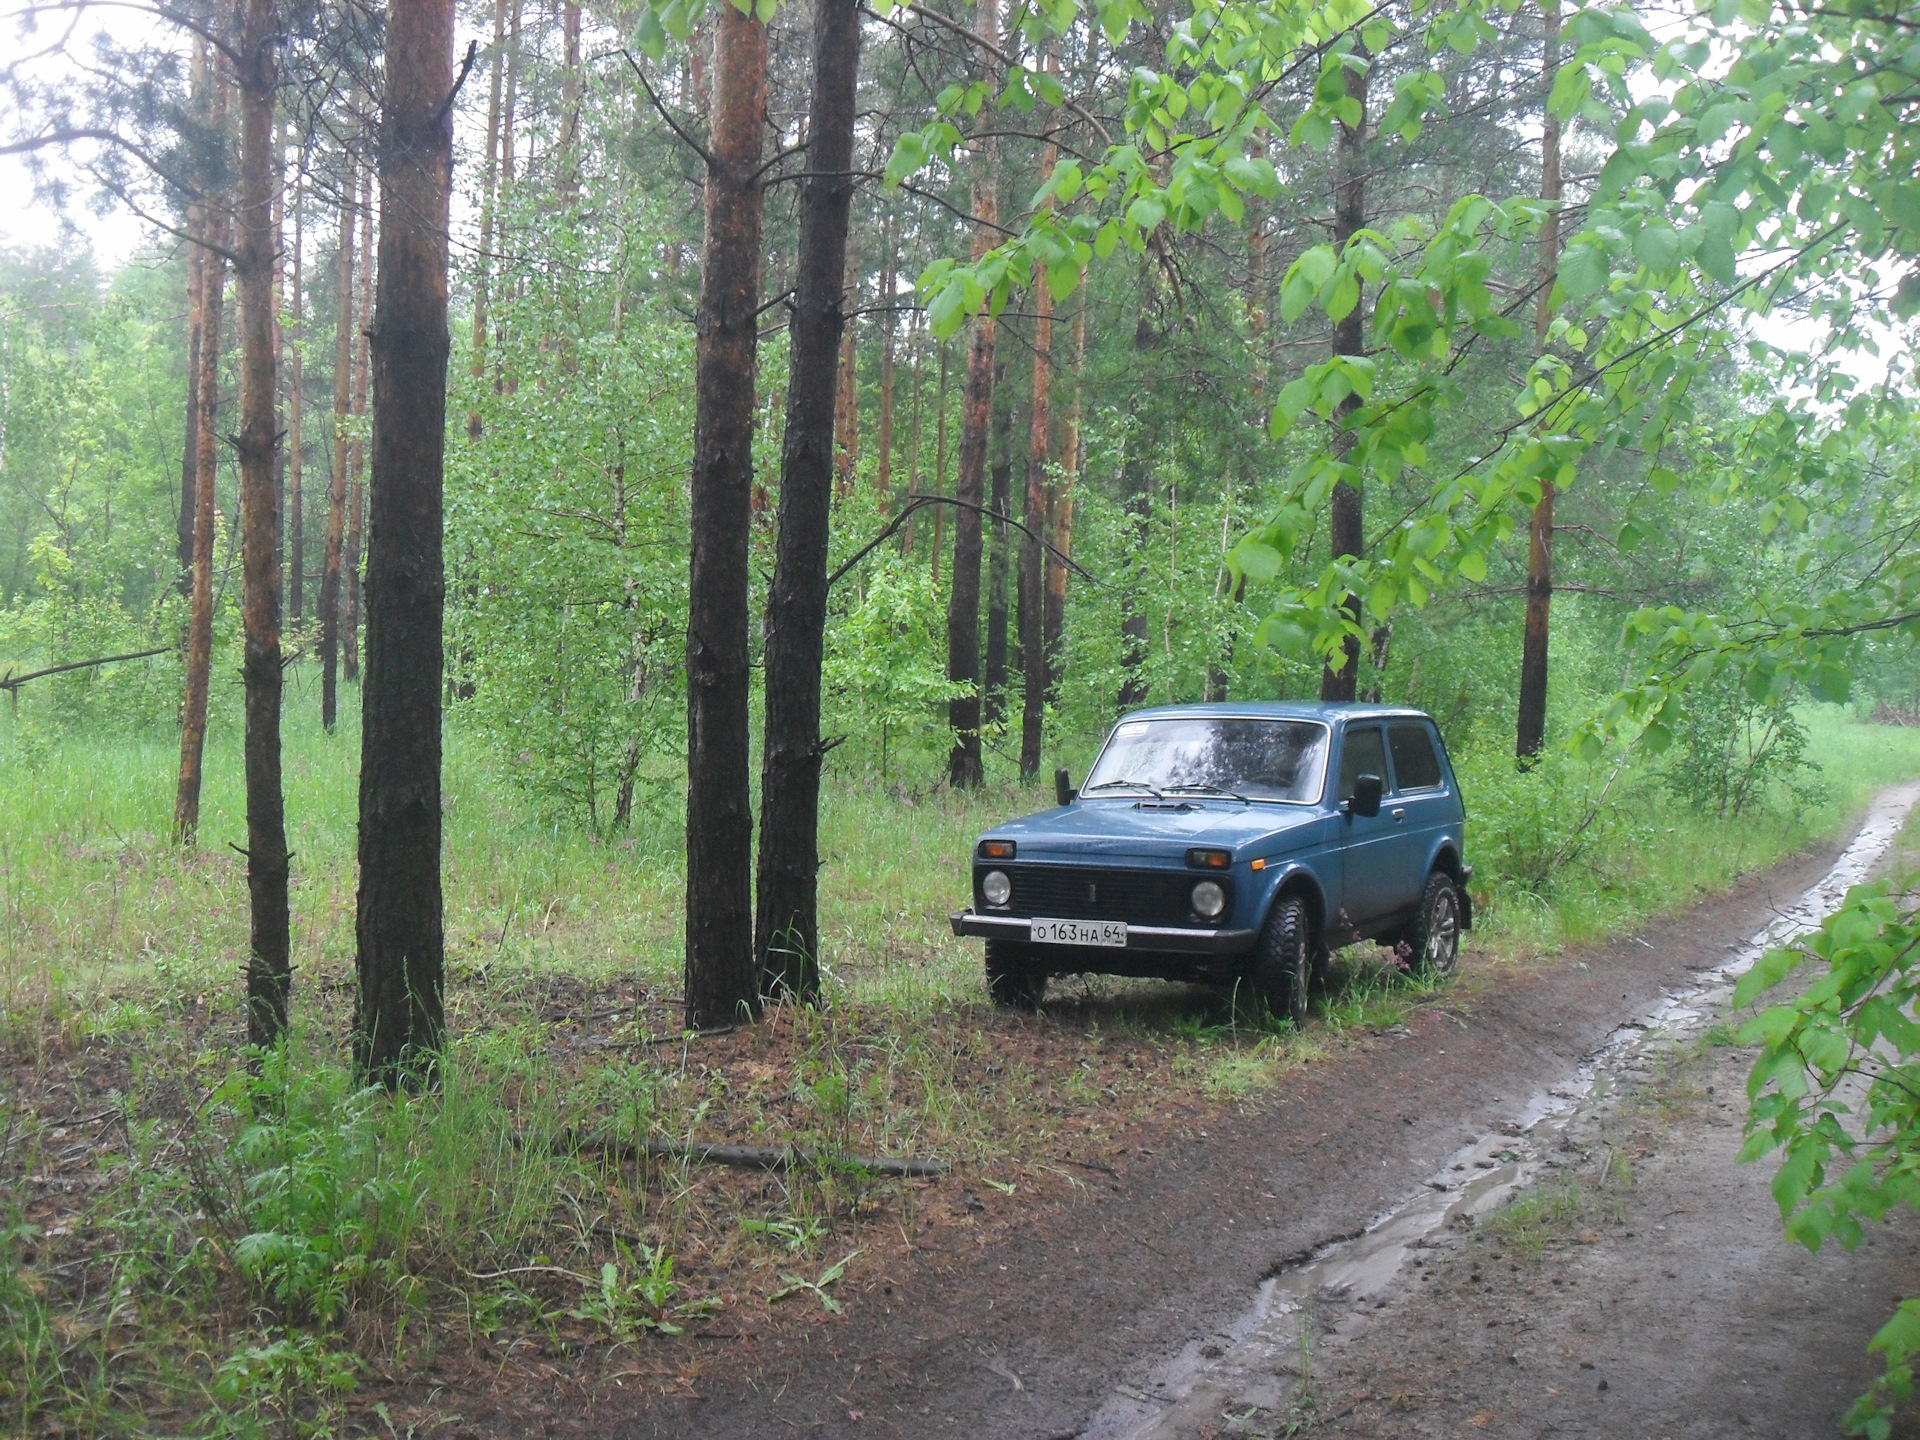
xmin=1391 ymin=808 xmax=1406 ymax=821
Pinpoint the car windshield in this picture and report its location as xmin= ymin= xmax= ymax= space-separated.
xmin=1082 ymin=718 xmax=1330 ymax=804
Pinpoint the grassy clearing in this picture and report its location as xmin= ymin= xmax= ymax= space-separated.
xmin=3 ymin=687 xmax=1918 ymax=1434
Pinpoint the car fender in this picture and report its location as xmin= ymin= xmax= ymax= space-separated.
xmin=1251 ymin=858 xmax=1331 ymax=941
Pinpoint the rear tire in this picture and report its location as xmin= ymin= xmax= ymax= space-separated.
xmin=1249 ymin=895 xmax=1313 ymax=1027
xmin=985 ymin=939 xmax=1046 ymax=1009
xmin=1407 ymin=871 xmax=1462 ymax=978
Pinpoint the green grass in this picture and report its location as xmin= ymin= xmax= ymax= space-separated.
xmin=4 ymin=682 xmax=1919 ymax=1436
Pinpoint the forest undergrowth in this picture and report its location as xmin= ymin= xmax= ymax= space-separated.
xmin=4 ymin=685 xmax=1918 ymax=1436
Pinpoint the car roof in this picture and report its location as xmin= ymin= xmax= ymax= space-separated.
xmin=1115 ymin=701 xmax=1434 ymax=725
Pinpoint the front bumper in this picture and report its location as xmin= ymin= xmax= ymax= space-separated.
xmin=949 ymin=909 xmax=1258 ymax=957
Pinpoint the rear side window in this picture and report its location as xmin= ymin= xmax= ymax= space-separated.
xmin=1338 ymin=725 xmax=1388 ymax=799
xmin=1388 ymin=722 xmax=1444 ymax=791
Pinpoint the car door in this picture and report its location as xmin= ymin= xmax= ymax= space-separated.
xmin=1382 ymin=719 xmax=1451 ymax=915
xmin=1335 ymin=722 xmax=1399 ymax=929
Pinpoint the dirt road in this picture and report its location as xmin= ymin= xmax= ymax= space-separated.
xmin=605 ymin=789 xmax=1919 ymax=1439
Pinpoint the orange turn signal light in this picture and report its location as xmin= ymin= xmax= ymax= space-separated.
xmin=978 ymin=839 xmax=1016 ymax=860
xmin=1186 ymin=847 xmax=1231 ymax=869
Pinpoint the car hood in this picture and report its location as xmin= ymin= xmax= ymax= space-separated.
xmin=986 ymin=799 xmax=1327 ymax=862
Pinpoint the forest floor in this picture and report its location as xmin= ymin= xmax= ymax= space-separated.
xmin=340 ymin=788 xmax=1920 ymax=1438
xmin=7 ymin=719 xmax=1920 ymax=1437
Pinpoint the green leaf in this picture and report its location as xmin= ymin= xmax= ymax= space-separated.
xmin=1558 ymin=242 xmax=1609 ymax=301
xmin=1634 ymin=221 xmax=1681 ymax=273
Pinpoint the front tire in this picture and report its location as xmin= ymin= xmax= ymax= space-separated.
xmin=1407 ymin=872 xmax=1462 ymax=978
xmin=985 ymin=939 xmax=1046 ymax=1009
xmin=1249 ymin=894 xmax=1313 ymax=1027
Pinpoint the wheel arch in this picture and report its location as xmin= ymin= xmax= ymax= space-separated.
xmin=1260 ymin=864 xmax=1328 ymax=943
xmin=1426 ymin=838 xmax=1473 ymax=931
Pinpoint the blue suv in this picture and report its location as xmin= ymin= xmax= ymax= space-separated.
xmin=949 ymin=703 xmax=1472 ymax=1016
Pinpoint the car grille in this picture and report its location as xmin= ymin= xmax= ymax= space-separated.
xmin=977 ymin=863 xmax=1227 ymax=927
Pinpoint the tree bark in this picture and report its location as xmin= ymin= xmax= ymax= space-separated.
xmin=931 ymin=337 xmax=948 ymax=582
xmin=901 ymin=313 xmax=923 ymax=553
xmin=1118 ymin=446 xmax=1151 ymax=710
xmin=175 ymin=52 xmax=228 ymax=846
xmin=1320 ymin=39 xmax=1369 ymax=703
xmin=943 ymin=0 xmax=998 ymax=790
xmin=467 ymin=0 xmax=507 ymax=440
xmin=353 ymin=0 xmax=455 ymax=1089
xmin=875 ymin=218 xmax=895 ymax=505
xmin=176 ymin=25 xmax=210 ymax=599
xmin=555 ymin=0 xmax=582 ymax=205
xmin=1044 ymin=304 xmax=1082 ymax=699
xmin=754 ymin=0 xmax=860 ymax=1002
xmin=984 ymin=368 xmax=1012 ymax=728
xmin=236 ymin=0 xmax=291 ymax=1048
xmin=684 ymin=1 xmax=767 ymax=1030
xmin=288 ymin=170 xmax=306 ymax=621
xmin=1018 ymin=276 xmax=1052 ymax=780
xmin=1516 ymin=0 xmax=1562 ymax=763
xmin=320 ymin=173 xmax=353 ymax=732
xmin=345 ymin=168 xmax=373 ymax=685
xmin=833 ymin=239 xmax=859 ymax=497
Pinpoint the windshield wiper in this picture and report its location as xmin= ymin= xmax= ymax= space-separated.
xmin=1164 ymin=783 xmax=1250 ymax=803
xmin=1083 ymin=777 xmax=1165 ymax=799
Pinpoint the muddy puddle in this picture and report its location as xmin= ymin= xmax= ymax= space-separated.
xmin=1079 ymin=781 xmax=1920 ymax=1440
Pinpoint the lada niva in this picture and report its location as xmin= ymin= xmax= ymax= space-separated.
xmin=949 ymin=703 xmax=1472 ymax=1018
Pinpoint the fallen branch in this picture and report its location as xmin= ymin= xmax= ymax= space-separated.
xmin=563 ymin=1130 xmax=950 ymax=1179
xmin=0 ymin=646 xmax=170 ymax=694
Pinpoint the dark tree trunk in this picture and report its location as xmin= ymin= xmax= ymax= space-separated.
xmin=684 ymin=1 xmax=767 ymax=1029
xmin=1517 ymin=1 xmax=1563 ymax=763
xmin=175 ymin=54 xmax=228 ymax=845
xmin=1019 ymin=277 xmax=1051 ymax=780
xmin=320 ymin=176 xmax=353 ymax=732
xmin=236 ymin=0 xmax=291 ymax=1048
xmin=984 ymin=369 xmax=1012 ymax=728
xmin=943 ymin=0 xmax=998 ymax=790
xmin=352 ymin=0 xmax=454 ymax=1089
xmin=1320 ymin=40 xmax=1369 ymax=704
xmin=753 ymin=0 xmax=860 ymax=1002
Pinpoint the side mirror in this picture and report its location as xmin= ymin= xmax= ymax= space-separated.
xmin=1346 ymin=773 xmax=1384 ymax=819
xmin=1054 ymin=768 xmax=1077 ymax=806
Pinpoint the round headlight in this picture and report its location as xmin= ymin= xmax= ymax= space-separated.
xmin=982 ymin=870 xmax=1012 ymax=906
xmin=1191 ymin=879 xmax=1227 ymax=918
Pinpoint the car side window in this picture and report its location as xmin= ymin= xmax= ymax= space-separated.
xmin=1388 ymin=722 xmax=1444 ymax=791
xmin=1337 ymin=725 xmax=1387 ymax=800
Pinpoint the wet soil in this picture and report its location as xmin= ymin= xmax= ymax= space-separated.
xmin=581 ymin=839 xmax=1868 ymax=1438
xmin=1302 ymin=1033 xmax=1920 ymax=1440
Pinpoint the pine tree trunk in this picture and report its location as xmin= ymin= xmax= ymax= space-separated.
xmin=175 ymin=52 xmax=228 ymax=846
xmin=1019 ymin=280 xmax=1052 ymax=780
xmin=353 ymin=0 xmax=455 ymax=1089
xmin=754 ymin=0 xmax=859 ymax=1001
xmin=684 ymin=1 xmax=767 ymax=1029
xmin=901 ymin=314 xmax=923 ymax=554
xmin=271 ymin=119 xmax=287 ymax=589
xmin=236 ymin=0 xmax=291 ymax=1048
xmin=1320 ymin=40 xmax=1369 ymax=703
xmin=468 ymin=0 xmax=507 ymax=440
xmin=345 ymin=170 xmax=373 ymax=685
xmin=555 ymin=0 xmax=582 ymax=204
xmin=984 ymin=370 xmax=1012 ymax=728
xmin=288 ymin=172 xmax=305 ymax=621
xmin=320 ymin=175 xmax=353 ymax=732
xmin=943 ymin=0 xmax=998 ymax=790
xmin=176 ymin=25 xmax=209 ymax=599
xmin=931 ymin=337 xmax=948 ymax=583
xmin=833 ymin=241 xmax=859 ymax=497
xmin=1517 ymin=1 xmax=1562 ymax=763
xmin=875 ymin=220 xmax=895 ymax=505
xmin=1118 ymin=448 xmax=1151 ymax=711
xmin=1044 ymin=305 xmax=1082 ymax=699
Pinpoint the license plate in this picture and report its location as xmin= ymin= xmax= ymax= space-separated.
xmin=1030 ymin=918 xmax=1128 ymax=947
